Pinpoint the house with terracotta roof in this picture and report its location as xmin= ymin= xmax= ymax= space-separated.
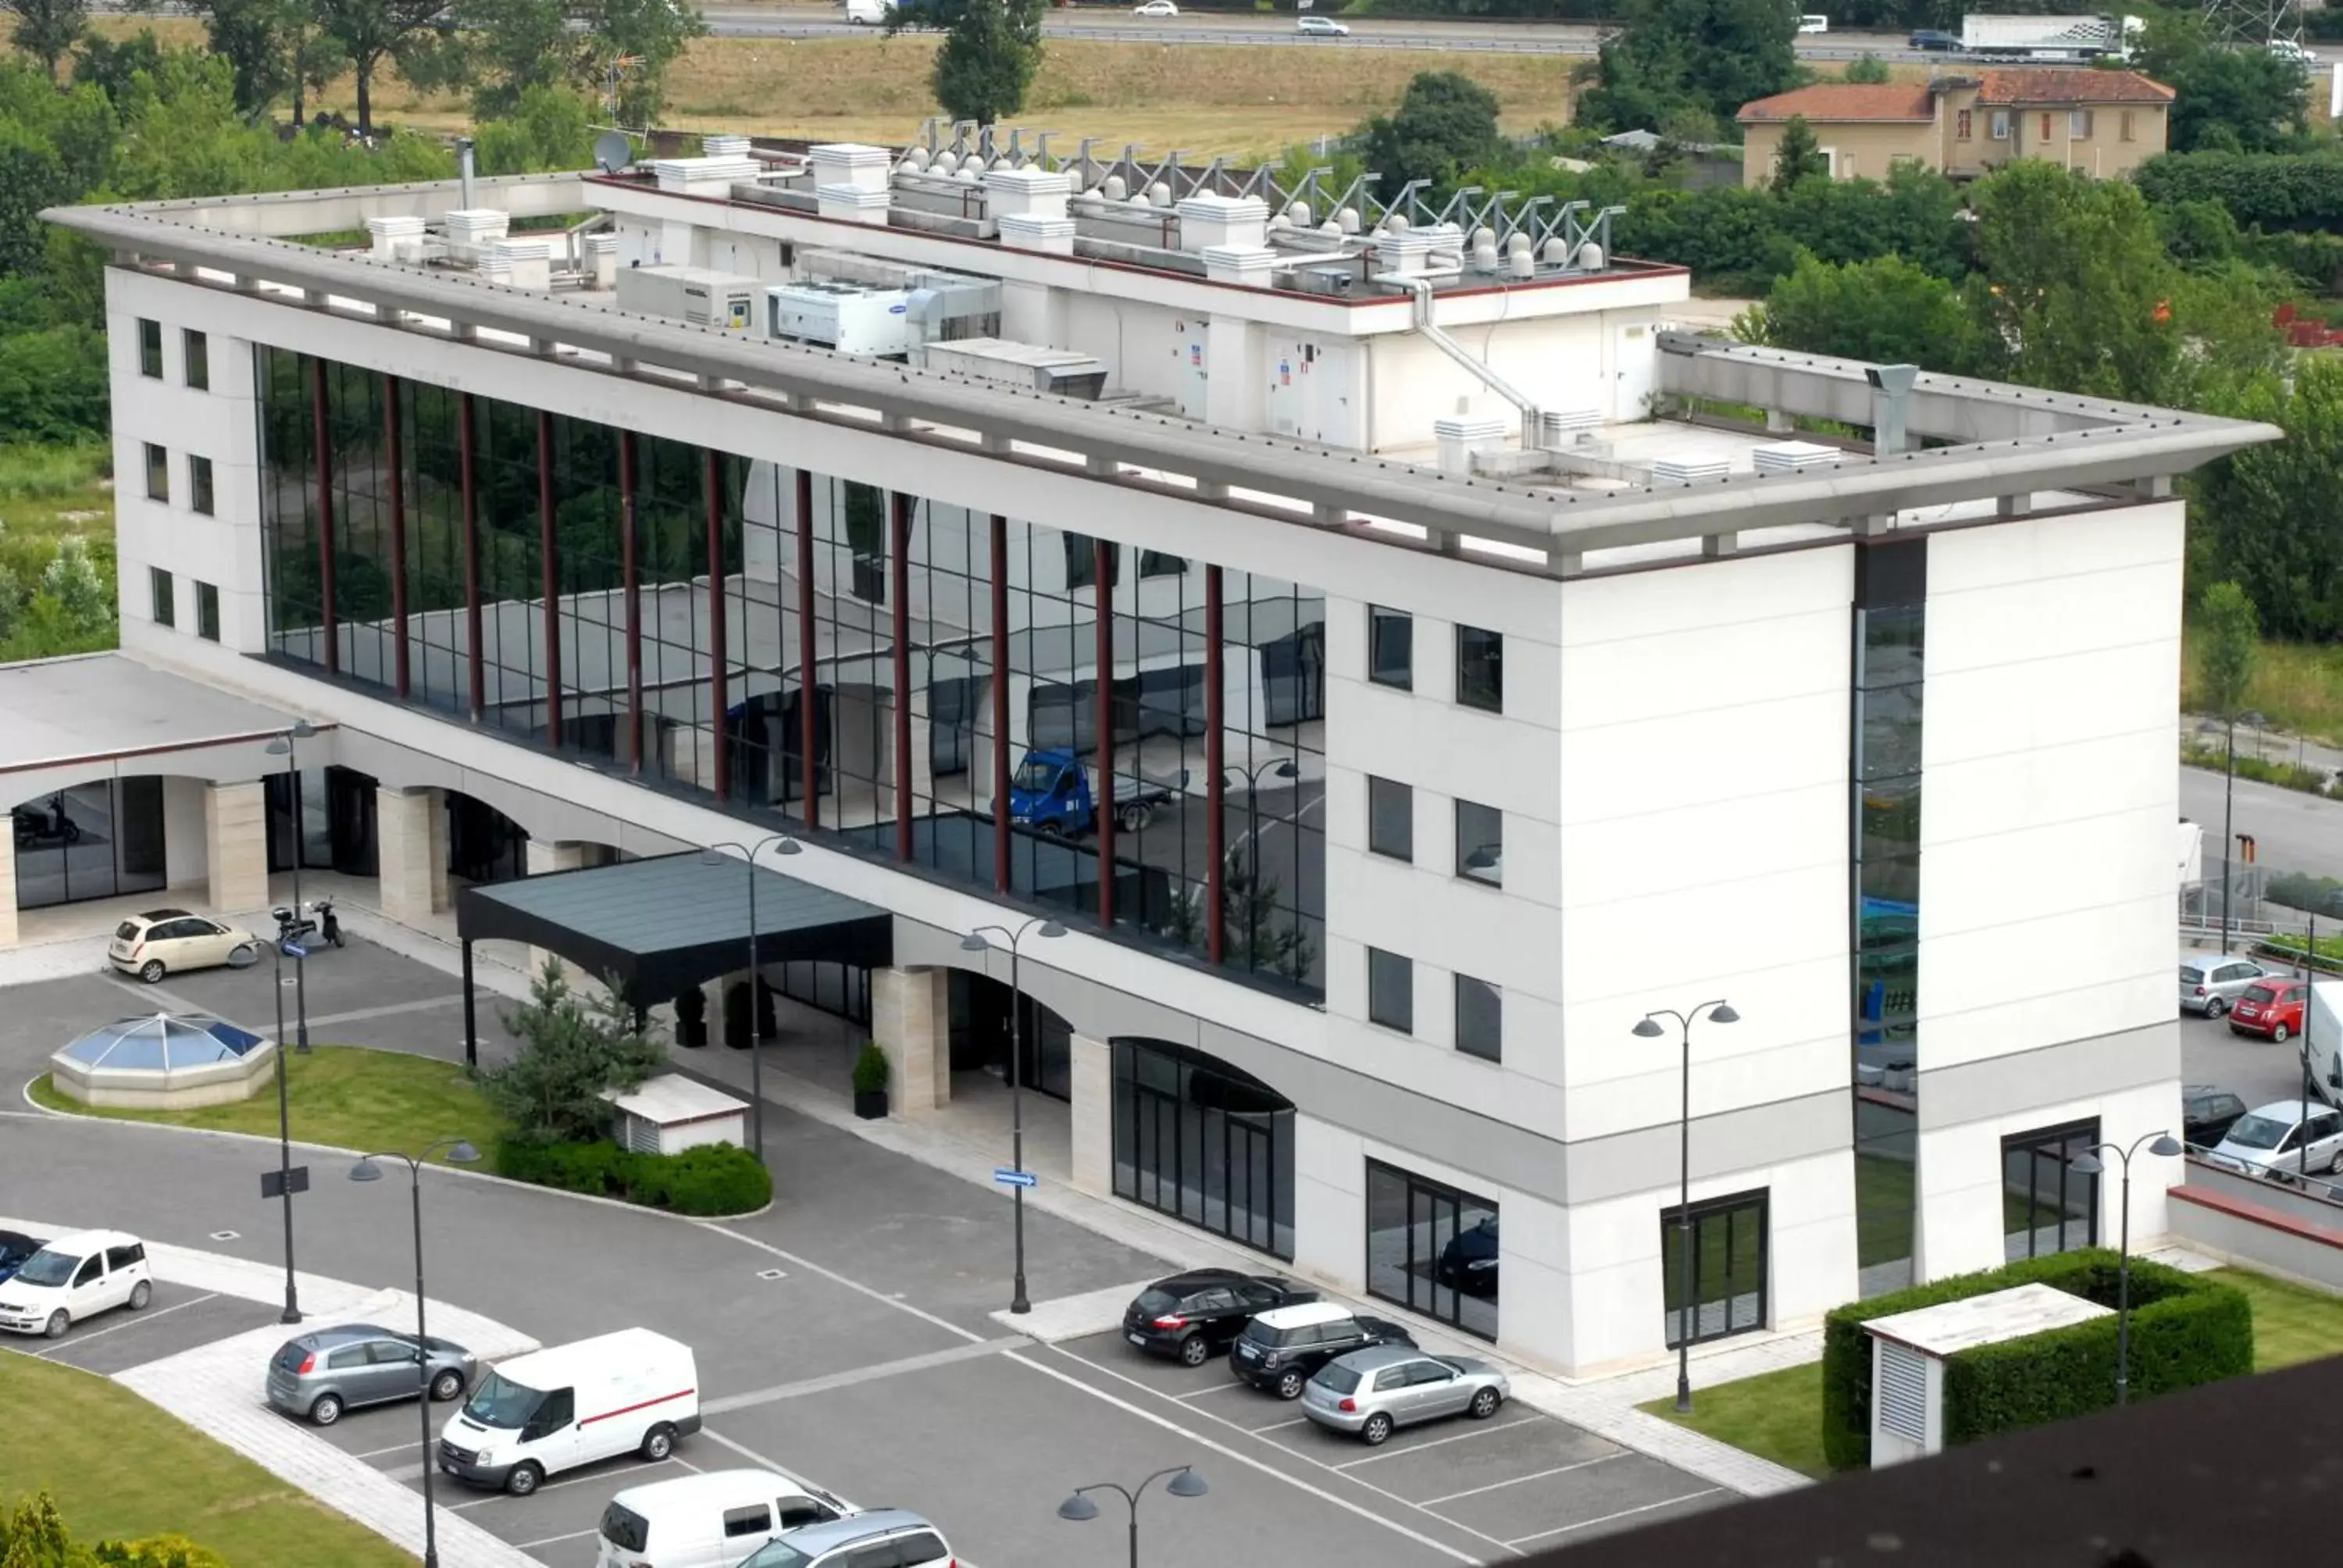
xmin=1735 ymin=70 xmax=2173 ymax=187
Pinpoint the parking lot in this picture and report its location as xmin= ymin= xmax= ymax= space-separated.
xmin=2180 ymin=976 xmax=2321 ymax=1117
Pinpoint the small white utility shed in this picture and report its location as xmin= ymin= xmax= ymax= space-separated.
xmin=1862 ymin=1282 xmax=2116 ymax=1466
xmin=601 ymin=1074 xmax=749 ymax=1155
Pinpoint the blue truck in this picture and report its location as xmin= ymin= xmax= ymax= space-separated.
xmin=1008 ymin=749 xmax=1189 ymax=837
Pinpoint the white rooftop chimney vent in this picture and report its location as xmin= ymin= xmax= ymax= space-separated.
xmin=1287 ymin=201 xmax=1312 ymax=226
xmin=1101 ymin=174 xmax=1126 ymax=201
xmin=933 ymin=151 xmax=959 ymax=174
xmin=1336 ymin=208 xmax=1361 ymax=234
xmin=1575 ymin=241 xmax=1607 ymax=271
xmin=1148 ymin=180 xmax=1172 ymax=207
xmin=1509 ymin=248 xmax=1535 ymax=280
xmin=1542 ymin=237 xmax=1571 ymax=265
xmin=702 ymin=134 xmax=751 ymax=159
xmin=1178 ymin=193 xmax=1269 ymax=254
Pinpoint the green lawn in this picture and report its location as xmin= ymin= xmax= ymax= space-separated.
xmin=30 ymin=1045 xmax=503 ymax=1166
xmin=2209 ymin=1267 xmax=2343 ymax=1372
xmin=0 ymin=1354 xmax=417 ymax=1566
xmin=1638 ymin=1363 xmax=1830 ymax=1480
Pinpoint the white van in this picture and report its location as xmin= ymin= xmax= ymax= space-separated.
xmin=843 ymin=0 xmax=892 ymax=23
xmin=439 ymin=1328 xmax=698 ymax=1497
xmin=0 ymin=1230 xmax=152 ymax=1338
xmin=597 ymin=1470 xmax=857 ymax=1568
xmin=1798 ymin=13 xmax=1829 ymax=30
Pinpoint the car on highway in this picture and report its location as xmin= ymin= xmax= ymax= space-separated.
xmin=1296 ymin=15 xmax=1349 ymax=34
xmin=1231 ymin=1301 xmax=1416 ymax=1399
xmin=2180 ymin=953 xmax=2267 ymax=1017
xmin=1122 ymin=1268 xmax=1316 ymax=1367
xmin=1797 ymin=13 xmax=1829 ymax=32
xmin=267 ymin=1323 xmax=479 ymax=1427
xmin=2269 ymin=37 xmax=2316 ymax=69
xmin=1436 ymin=1216 xmax=1499 ymax=1298
xmin=1301 ymin=1345 xmax=1510 ymax=1445
xmin=736 ymin=1510 xmax=954 ymax=1568
xmin=1132 ymin=0 xmax=1179 ymax=13
xmin=0 ymin=1230 xmax=152 ymax=1338
xmin=2230 ymin=978 xmax=2311 ymax=1042
xmin=2206 ymin=1099 xmax=2343 ymax=1179
xmin=1908 ymin=27 xmax=1961 ymax=49
xmin=2183 ymin=1085 xmax=2249 ymax=1149
xmin=108 ymin=908 xmax=262 ymax=984
xmin=0 ymin=1231 xmax=45 ymax=1286
xmin=597 ymin=1469 xmax=854 ymax=1568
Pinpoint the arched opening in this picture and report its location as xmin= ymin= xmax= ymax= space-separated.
xmin=266 ymin=763 xmax=381 ymax=880
xmin=1113 ymin=1039 xmax=1295 ymax=1260
xmin=11 ymin=778 xmax=168 ymax=910
xmin=444 ymin=789 xmax=531 ymax=886
xmin=946 ymin=970 xmax=1074 ymax=1099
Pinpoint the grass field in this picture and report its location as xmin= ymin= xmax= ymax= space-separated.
xmin=0 ymin=1355 xmax=418 ymax=1566
xmin=2182 ymin=624 xmax=2343 ymax=747
xmin=2209 ymin=1266 xmax=2343 ymax=1371
xmin=30 ymin=1044 xmax=503 ymax=1166
xmin=0 ymin=443 xmax=117 ymax=661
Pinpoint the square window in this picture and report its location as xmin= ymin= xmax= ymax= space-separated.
xmin=1990 ymin=110 xmax=2011 ymax=141
xmin=1956 ymin=109 xmax=1972 ymax=140
xmin=183 ymin=330 xmax=209 ymax=390
xmin=1368 ymin=947 xmax=1413 ymax=1034
xmin=1456 ymin=625 xmax=1503 ymax=712
xmin=190 ymin=454 xmax=215 ymax=516
xmin=1455 ymin=799 xmax=1502 ymax=885
xmin=144 ymin=443 xmax=169 ymax=503
xmin=2069 ymin=109 xmax=2092 ymax=139
xmin=1454 ymin=975 xmax=1502 ymax=1062
xmin=137 ymin=318 xmax=162 ymax=378
xmin=2120 ymin=109 xmax=2136 ymax=142
xmin=149 ymin=567 xmax=174 ymax=628
xmin=1368 ymin=606 xmax=1412 ymax=690
xmin=1366 ymin=775 xmax=1412 ymax=861
xmin=195 ymin=581 xmax=219 ymax=642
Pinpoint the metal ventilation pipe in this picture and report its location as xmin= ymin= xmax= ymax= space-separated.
xmin=1375 ymin=271 xmax=1542 ymax=447
xmin=456 ymin=137 xmax=477 ymax=212
xmin=1866 ymin=363 xmax=1919 ymax=455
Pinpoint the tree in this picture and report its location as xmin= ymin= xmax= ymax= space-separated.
xmin=1163 ymin=857 xmax=1315 ymax=983
xmin=40 ymin=535 xmax=110 ymax=638
xmin=2 ymin=0 xmax=87 ymax=84
xmin=1737 ymin=251 xmax=1974 ymax=369
xmin=312 ymin=0 xmax=458 ymax=137
xmin=1363 ymin=71 xmax=1503 ymax=199
xmin=70 ymin=28 xmax=164 ymax=103
xmin=2192 ymin=361 xmax=2343 ymax=642
xmin=1841 ymin=52 xmax=1891 ymax=84
xmin=1770 ymin=114 xmax=1827 ymax=190
xmin=441 ymin=0 xmax=704 ymax=126
xmin=1578 ymin=0 xmax=1799 ymax=135
xmin=482 ymin=959 xmax=666 ymax=1146
xmin=2134 ymin=9 xmax=2308 ymax=155
xmin=184 ymin=0 xmax=303 ymax=119
xmin=2195 ymin=580 xmax=2259 ymax=725
xmin=471 ymin=85 xmax=597 ymax=174
xmin=911 ymin=0 xmax=1043 ymax=128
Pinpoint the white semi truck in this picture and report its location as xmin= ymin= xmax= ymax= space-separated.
xmin=1960 ymin=13 xmax=2142 ymax=61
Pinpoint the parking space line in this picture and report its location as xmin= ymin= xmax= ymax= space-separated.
xmin=694 ymin=1222 xmax=988 ymax=1347
xmin=1032 ymin=1345 xmax=1506 ymax=1563
xmin=1175 ymin=1381 xmax=1249 ymax=1400
xmin=518 ymin=1529 xmax=598 ymax=1550
xmin=353 ymin=1441 xmax=421 ymax=1459
xmin=1333 ymin=1413 xmax=1542 ymax=1468
xmin=1503 ymin=1487 xmax=1727 ymax=1547
xmin=1254 ymin=1417 xmax=1310 ymax=1432
xmin=31 ymin=1292 xmax=219 ymax=1356
xmin=1418 ymin=1452 xmax=1626 ymax=1506
xmin=703 ymin=1337 xmax=1022 ymax=1414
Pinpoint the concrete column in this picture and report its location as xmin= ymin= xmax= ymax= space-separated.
xmin=376 ymin=786 xmax=446 ymax=928
xmin=871 ymin=965 xmax=948 ymax=1114
xmin=523 ymin=838 xmax=587 ymax=984
xmin=203 ymin=781 xmax=269 ymax=914
xmin=1068 ymin=1033 xmax=1111 ymax=1198
xmin=0 ymin=824 xmax=17 ymax=947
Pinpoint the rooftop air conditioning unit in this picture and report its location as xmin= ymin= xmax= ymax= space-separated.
xmin=615 ymin=265 xmax=762 ymax=333
xmin=1296 ymin=265 xmax=1357 ymax=298
xmin=766 ymin=282 xmax=915 ymax=357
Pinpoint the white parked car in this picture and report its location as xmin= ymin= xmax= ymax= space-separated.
xmin=597 ymin=1469 xmax=855 ymax=1568
xmin=108 ymin=908 xmax=262 ymax=984
xmin=1296 ymin=15 xmax=1348 ymax=34
xmin=0 ymin=1230 xmax=153 ymax=1338
xmin=440 ymin=1328 xmax=698 ymax=1497
xmin=1133 ymin=1 xmax=1179 ymax=14
xmin=2206 ymin=1099 xmax=2343 ymax=1179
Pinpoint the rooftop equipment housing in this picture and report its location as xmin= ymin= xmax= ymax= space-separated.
xmin=615 ymin=264 xmax=764 ymax=333
xmin=767 ymin=280 xmax=917 ymax=357
xmin=919 ymin=338 xmax=1110 ymax=399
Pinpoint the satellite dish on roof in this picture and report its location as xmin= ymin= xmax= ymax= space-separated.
xmin=594 ymin=130 xmax=633 ymax=174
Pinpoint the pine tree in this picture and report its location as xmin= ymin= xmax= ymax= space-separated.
xmin=1771 ymin=115 xmax=1828 ymax=191
xmin=483 ymin=960 xmax=665 ymax=1145
xmin=922 ymin=0 xmax=1043 ymax=127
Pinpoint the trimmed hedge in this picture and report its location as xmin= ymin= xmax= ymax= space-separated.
xmin=1821 ymin=1249 xmax=2252 ymax=1470
xmin=495 ymin=1138 xmax=772 ymax=1217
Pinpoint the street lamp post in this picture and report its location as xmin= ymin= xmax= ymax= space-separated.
xmin=1057 ymin=1466 xmax=1208 ymax=1567
xmin=269 ymin=935 xmax=301 ymax=1324
xmin=2220 ymin=710 xmax=2265 ymax=956
xmin=349 ymin=1138 xmax=482 ymax=1568
xmin=264 ymin=721 xmax=319 ymax=1053
xmin=1224 ymin=757 xmax=1299 ymax=878
xmin=1632 ymin=999 xmax=1740 ymax=1414
xmin=2070 ymin=1131 xmax=2184 ymax=1407
xmin=961 ymin=915 xmax=1065 ymax=1314
xmin=698 ymin=836 xmax=803 ymax=1168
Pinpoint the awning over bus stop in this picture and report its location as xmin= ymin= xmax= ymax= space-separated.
xmin=455 ymin=851 xmax=892 ymax=1059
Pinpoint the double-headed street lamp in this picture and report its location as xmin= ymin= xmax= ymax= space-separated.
xmin=699 ymin=835 xmax=803 ymax=1168
xmin=269 ymin=935 xmax=301 ymax=1324
xmin=350 ymin=1138 xmax=481 ymax=1568
xmin=264 ymin=720 xmax=319 ymax=1053
xmin=1632 ymin=999 xmax=1739 ymax=1415
xmin=961 ymin=915 xmax=1065 ymax=1314
xmin=1224 ymin=757 xmax=1298 ymax=877
xmin=2070 ymin=1130 xmax=2184 ymax=1407
xmin=1057 ymin=1465 xmax=1208 ymax=1567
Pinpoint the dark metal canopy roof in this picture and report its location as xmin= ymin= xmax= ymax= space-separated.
xmin=456 ymin=852 xmax=892 ymax=1001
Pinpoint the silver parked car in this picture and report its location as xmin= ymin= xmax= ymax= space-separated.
xmin=267 ymin=1323 xmax=478 ymax=1427
xmin=1301 ymin=1345 xmax=1510 ymax=1445
xmin=2181 ymin=953 xmax=2267 ymax=1017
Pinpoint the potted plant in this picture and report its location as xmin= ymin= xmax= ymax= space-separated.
xmin=723 ymin=980 xmax=753 ymax=1049
xmin=755 ymin=977 xmax=779 ymax=1042
xmin=673 ymin=985 xmax=707 ymax=1048
xmin=851 ymin=1041 xmax=890 ymax=1120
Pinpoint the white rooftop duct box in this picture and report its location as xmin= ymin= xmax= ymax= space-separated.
xmin=366 ymin=215 xmax=424 ymax=261
xmin=583 ymin=230 xmax=619 ymax=290
xmin=1373 ymin=230 xmax=1438 ymax=277
xmin=601 ymin=1074 xmax=747 ymax=1155
xmin=651 ymin=155 xmax=757 ymax=197
xmin=817 ymin=184 xmax=891 ymax=226
xmin=809 ymin=142 xmax=892 ymax=193
xmin=701 ymin=134 xmax=751 ymax=159
xmin=985 ymin=166 xmax=1072 ymax=222
xmin=1201 ymin=244 xmax=1276 ymax=286
xmin=922 ymin=338 xmax=1109 ymax=399
xmin=1653 ymin=454 xmax=1732 ymax=484
xmin=1863 ymin=1284 xmax=2114 ymax=1468
xmin=444 ymin=208 xmax=509 ymax=247
xmin=1435 ymin=415 xmax=1508 ymax=476
xmin=617 ymin=265 xmax=763 ymax=332
xmin=998 ymin=213 xmax=1076 ymax=255
xmin=489 ymin=238 xmax=552 ymax=291
xmin=1752 ymin=439 xmax=1844 ymax=473
xmin=1178 ymin=194 xmax=1268 ymax=254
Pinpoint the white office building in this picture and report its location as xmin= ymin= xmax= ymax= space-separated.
xmin=18 ymin=127 xmax=2275 ymax=1375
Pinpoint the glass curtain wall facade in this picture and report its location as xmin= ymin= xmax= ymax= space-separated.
xmin=257 ymin=351 xmax=1327 ymax=996
xmin=1364 ymin=1160 xmax=1500 ymax=1342
xmin=9 ymin=781 xmax=166 ymax=909
xmin=1851 ymin=540 xmax=1926 ymax=1295
xmin=1114 ymin=1039 xmax=1294 ymax=1258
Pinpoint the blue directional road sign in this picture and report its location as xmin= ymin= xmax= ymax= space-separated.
xmin=281 ymin=941 xmax=308 ymax=958
xmin=993 ymin=1168 xmax=1037 ymax=1188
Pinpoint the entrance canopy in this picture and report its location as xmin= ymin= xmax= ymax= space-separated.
xmin=456 ymin=850 xmax=892 ymax=1002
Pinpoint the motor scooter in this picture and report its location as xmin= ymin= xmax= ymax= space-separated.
xmin=273 ymin=900 xmax=343 ymax=950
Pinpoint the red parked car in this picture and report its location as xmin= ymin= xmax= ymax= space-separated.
xmin=2230 ymin=979 xmax=2310 ymax=1042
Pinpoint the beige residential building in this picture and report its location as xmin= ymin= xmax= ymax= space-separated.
xmin=1736 ymin=70 xmax=2174 ymax=187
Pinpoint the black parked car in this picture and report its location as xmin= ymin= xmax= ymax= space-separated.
xmin=0 ymin=1231 xmax=45 ymax=1286
xmin=1436 ymin=1216 xmax=1500 ymax=1299
xmin=1122 ymin=1269 xmax=1316 ymax=1367
xmin=2184 ymin=1085 xmax=2249 ymax=1150
xmin=1909 ymin=28 xmax=1962 ymax=49
xmin=1231 ymin=1303 xmax=1416 ymax=1400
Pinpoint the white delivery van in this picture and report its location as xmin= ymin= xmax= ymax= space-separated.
xmin=843 ymin=0 xmax=891 ymax=22
xmin=597 ymin=1470 xmax=857 ymax=1568
xmin=439 ymin=1328 xmax=698 ymax=1497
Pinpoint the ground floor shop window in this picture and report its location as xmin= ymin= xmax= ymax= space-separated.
xmin=771 ymin=961 xmax=871 ymax=1027
xmin=1660 ymin=1188 xmax=1768 ymax=1348
xmin=1365 ymin=1160 xmax=1500 ymax=1342
xmin=2002 ymin=1119 xmax=2099 ymax=1261
xmin=1114 ymin=1039 xmax=1293 ymax=1259
xmin=11 ymin=779 xmax=167 ymax=910
xmin=947 ymin=970 xmax=1070 ymax=1099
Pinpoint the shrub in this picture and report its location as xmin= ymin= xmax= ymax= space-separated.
xmin=495 ymin=1137 xmax=770 ymax=1215
xmin=494 ymin=1137 xmax=624 ymax=1196
xmin=1821 ymin=1249 xmax=2252 ymax=1470
xmin=723 ymin=980 xmax=752 ymax=1049
xmin=853 ymin=1041 xmax=890 ymax=1095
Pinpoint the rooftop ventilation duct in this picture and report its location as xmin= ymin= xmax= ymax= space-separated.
xmin=1867 ymin=364 xmax=1920 ymax=454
